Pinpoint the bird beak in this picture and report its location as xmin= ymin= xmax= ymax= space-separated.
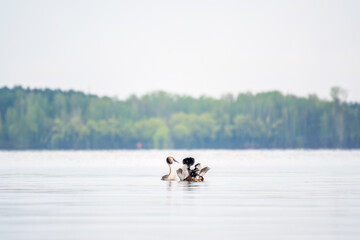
xmin=173 ymin=159 xmax=179 ymax=163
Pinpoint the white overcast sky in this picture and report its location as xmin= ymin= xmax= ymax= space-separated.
xmin=0 ymin=0 xmax=359 ymax=101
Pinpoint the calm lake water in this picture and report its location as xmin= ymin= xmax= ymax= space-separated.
xmin=0 ymin=150 xmax=360 ymax=240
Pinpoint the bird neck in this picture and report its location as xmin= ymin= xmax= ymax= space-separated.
xmin=168 ymin=164 xmax=175 ymax=177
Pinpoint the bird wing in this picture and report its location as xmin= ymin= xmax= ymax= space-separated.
xmin=199 ymin=167 xmax=210 ymax=177
xmin=176 ymin=169 xmax=184 ymax=180
xmin=177 ymin=166 xmax=189 ymax=181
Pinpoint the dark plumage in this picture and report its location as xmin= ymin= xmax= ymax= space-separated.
xmin=166 ymin=156 xmax=173 ymax=164
xmin=182 ymin=157 xmax=195 ymax=166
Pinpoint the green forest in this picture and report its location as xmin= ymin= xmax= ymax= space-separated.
xmin=0 ymin=86 xmax=359 ymax=149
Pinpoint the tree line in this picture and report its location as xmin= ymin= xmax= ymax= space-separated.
xmin=0 ymin=86 xmax=359 ymax=149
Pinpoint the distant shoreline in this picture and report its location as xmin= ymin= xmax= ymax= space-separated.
xmin=1 ymin=86 xmax=359 ymax=150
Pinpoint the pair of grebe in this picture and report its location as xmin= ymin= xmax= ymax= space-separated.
xmin=161 ymin=156 xmax=210 ymax=182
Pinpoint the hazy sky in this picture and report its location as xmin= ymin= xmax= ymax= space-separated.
xmin=0 ymin=0 xmax=359 ymax=101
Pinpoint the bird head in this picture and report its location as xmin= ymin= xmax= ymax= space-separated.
xmin=182 ymin=157 xmax=195 ymax=166
xmin=166 ymin=156 xmax=178 ymax=164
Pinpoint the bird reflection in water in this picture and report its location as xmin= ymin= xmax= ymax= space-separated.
xmin=167 ymin=180 xmax=173 ymax=191
xmin=179 ymin=181 xmax=207 ymax=191
xmin=165 ymin=179 xmax=208 ymax=192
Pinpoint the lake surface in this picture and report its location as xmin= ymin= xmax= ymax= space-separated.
xmin=0 ymin=150 xmax=360 ymax=240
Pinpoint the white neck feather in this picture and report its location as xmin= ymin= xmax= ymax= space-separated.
xmin=168 ymin=164 xmax=176 ymax=179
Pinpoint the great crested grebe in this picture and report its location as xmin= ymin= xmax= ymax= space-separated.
xmin=161 ymin=156 xmax=179 ymax=181
xmin=177 ymin=157 xmax=210 ymax=182
xmin=176 ymin=157 xmax=194 ymax=181
xmin=193 ymin=163 xmax=210 ymax=182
